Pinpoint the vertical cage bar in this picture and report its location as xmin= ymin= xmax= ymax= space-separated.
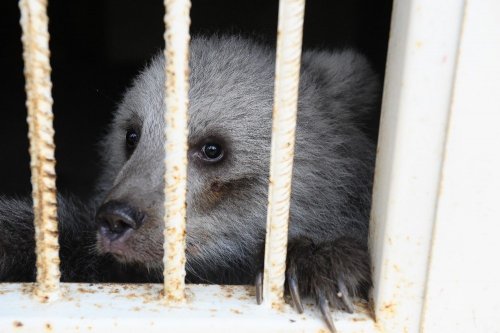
xmin=263 ymin=0 xmax=305 ymax=309
xmin=163 ymin=0 xmax=191 ymax=303
xmin=19 ymin=0 xmax=60 ymax=301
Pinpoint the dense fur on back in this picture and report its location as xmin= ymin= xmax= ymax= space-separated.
xmin=0 ymin=36 xmax=379 ymax=295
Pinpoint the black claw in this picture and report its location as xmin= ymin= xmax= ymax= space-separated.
xmin=337 ymin=278 xmax=355 ymax=314
xmin=287 ymin=272 xmax=304 ymax=313
xmin=318 ymin=292 xmax=337 ymax=333
xmin=255 ymin=271 xmax=263 ymax=305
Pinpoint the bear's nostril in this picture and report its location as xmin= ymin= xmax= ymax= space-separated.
xmin=96 ymin=201 xmax=144 ymax=241
xmin=107 ymin=216 xmax=131 ymax=234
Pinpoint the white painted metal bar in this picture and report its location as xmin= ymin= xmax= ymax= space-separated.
xmin=263 ymin=0 xmax=305 ymax=309
xmin=421 ymin=0 xmax=500 ymax=331
xmin=162 ymin=0 xmax=191 ymax=303
xmin=0 ymin=283 xmax=377 ymax=332
xmin=369 ymin=0 xmax=465 ymax=331
xmin=19 ymin=0 xmax=61 ymax=301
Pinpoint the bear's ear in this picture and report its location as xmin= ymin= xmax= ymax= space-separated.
xmin=301 ymin=49 xmax=381 ymax=138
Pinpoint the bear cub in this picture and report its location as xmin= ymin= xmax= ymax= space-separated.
xmin=0 ymin=35 xmax=379 ymax=324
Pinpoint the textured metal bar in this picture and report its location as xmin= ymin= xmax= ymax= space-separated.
xmin=19 ymin=0 xmax=60 ymax=301
xmin=163 ymin=0 xmax=191 ymax=303
xmin=263 ymin=0 xmax=305 ymax=309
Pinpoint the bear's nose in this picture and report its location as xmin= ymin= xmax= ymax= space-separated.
xmin=96 ymin=201 xmax=144 ymax=241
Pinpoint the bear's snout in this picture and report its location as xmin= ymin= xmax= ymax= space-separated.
xmin=96 ymin=200 xmax=144 ymax=242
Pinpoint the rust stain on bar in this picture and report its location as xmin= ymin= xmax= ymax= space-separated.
xmin=263 ymin=0 xmax=305 ymax=309
xmin=19 ymin=0 xmax=61 ymax=301
xmin=163 ymin=0 xmax=191 ymax=303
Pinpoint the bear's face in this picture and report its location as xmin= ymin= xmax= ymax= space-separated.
xmin=95 ymin=38 xmax=277 ymax=274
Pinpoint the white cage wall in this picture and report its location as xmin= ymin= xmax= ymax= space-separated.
xmin=1 ymin=0 xmax=499 ymax=332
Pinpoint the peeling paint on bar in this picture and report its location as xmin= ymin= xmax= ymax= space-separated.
xmin=19 ymin=0 xmax=60 ymax=301
xmin=263 ymin=0 xmax=305 ymax=309
xmin=163 ymin=0 xmax=191 ymax=303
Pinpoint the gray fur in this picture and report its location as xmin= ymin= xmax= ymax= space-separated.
xmin=0 ymin=36 xmax=379 ymax=299
xmin=97 ymin=36 xmax=378 ymax=280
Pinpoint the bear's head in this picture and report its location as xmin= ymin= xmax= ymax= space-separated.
xmin=95 ymin=36 xmax=276 ymax=278
xmin=94 ymin=36 xmax=378 ymax=281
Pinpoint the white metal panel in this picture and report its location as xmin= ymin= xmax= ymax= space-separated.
xmin=421 ymin=0 xmax=500 ymax=331
xmin=369 ymin=0 xmax=465 ymax=332
xmin=0 ymin=283 xmax=377 ymax=332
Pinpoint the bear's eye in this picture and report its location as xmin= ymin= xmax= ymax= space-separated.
xmin=201 ymin=143 xmax=224 ymax=162
xmin=125 ymin=129 xmax=139 ymax=152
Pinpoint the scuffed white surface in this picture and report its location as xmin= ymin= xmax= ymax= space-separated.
xmin=422 ymin=0 xmax=500 ymax=331
xmin=0 ymin=283 xmax=376 ymax=332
